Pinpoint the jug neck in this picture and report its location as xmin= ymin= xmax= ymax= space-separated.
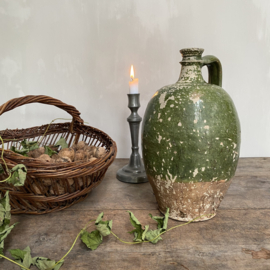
xmin=178 ymin=48 xmax=204 ymax=83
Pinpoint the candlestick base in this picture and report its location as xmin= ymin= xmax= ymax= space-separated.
xmin=116 ymin=162 xmax=148 ymax=184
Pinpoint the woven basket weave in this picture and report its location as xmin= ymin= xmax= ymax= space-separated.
xmin=0 ymin=95 xmax=117 ymax=214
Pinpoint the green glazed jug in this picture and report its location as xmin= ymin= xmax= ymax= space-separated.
xmin=142 ymin=48 xmax=241 ymax=221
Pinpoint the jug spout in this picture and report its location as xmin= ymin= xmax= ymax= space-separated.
xmin=180 ymin=48 xmax=204 ymax=62
xmin=178 ymin=48 xmax=204 ymax=83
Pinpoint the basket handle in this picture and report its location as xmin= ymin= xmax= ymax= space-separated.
xmin=0 ymin=95 xmax=84 ymax=125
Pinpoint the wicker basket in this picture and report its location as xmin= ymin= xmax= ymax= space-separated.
xmin=0 ymin=95 xmax=117 ymax=214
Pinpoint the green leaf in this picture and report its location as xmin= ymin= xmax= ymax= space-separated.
xmin=142 ymin=225 xmax=149 ymax=240
xmin=149 ymin=208 xmax=170 ymax=231
xmin=162 ymin=208 xmax=170 ymax=231
xmin=33 ymin=257 xmax=64 ymax=270
xmin=11 ymin=140 xmax=39 ymax=156
xmin=127 ymin=211 xmax=148 ymax=242
xmin=9 ymin=248 xmax=27 ymax=260
xmin=9 ymin=246 xmax=32 ymax=270
xmin=146 ymin=208 xmax=170 ymax=244
xmin=149 ymin=214 xmax=164 ymax=229
xmin=96 ymin=220 xmax=112 ymax=237
xmin=95 ymin=212 xmax=112 ymax=237
xmin=7 ymin=164 xmax=27 ymax=187
xmin=9 ymin=247 xmax=64 ymax=270
xmin=0 ymin=191 xmax=11 ymax=225
xmin=0 ymin=223 xmax=18 ymax=258
xmin=44 ymin=146 xmax=57 ymax=157
xmin=80 ymin=229 xmax=103 ymax=250
xmin=0 ymin=165 xmax=4 ymax=175
xmin=10 ymin=146 xmax=29 ymax=156
xmin=145 ymin=228 xmax=163 ymax=244
xmin=95 ymin=212 xmax=104 ymax=224
xmin=0 ymin=191 xmax=18 ymax=259
xmin=29 ymin=144 xmax=39 ymax=151
xmin=21 ymin=139 xmax=38 ymax=150
xmin=0 ymin=205 xmax=5 ymax=228
xmin=55 ymin=137 xmax=68 ymax=149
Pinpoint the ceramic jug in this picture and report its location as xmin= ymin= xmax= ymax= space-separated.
xmin=142 ymin=48 xmax=241 ymax=221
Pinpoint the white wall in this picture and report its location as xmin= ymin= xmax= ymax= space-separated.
xmin=0 ymin=0 xmax=269 ymax=157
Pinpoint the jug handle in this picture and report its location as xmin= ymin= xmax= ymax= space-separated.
xmin=201 ymin=55 xmax=222 ymax=87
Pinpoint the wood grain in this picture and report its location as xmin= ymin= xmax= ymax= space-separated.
xmin=71 ymin=158 xmax=270 ymax=210
xmin=1 ymin=158 xmax=270 ymax=270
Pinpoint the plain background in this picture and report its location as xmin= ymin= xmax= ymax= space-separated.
xmin=0 ymin=0 xmax=269 ymax=158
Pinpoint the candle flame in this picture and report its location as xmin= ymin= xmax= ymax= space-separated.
xmin=130 ymin=65 xmax=134 ymax=80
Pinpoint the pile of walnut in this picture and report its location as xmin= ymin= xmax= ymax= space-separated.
xmin=28 ymin=141 xmax=106 ymax=164
xmin=28 ymin=141 xmax=107 ymax=195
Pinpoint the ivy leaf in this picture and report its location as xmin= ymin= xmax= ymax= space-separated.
xmin=20 ymin=139 xmax=38 ymax=150
xmin=80 ymin=229 xmax=103 ymax=250
xmin=9 ymin=247 xmax=64 ymax=270
xmin=0 ymin=191 xmax=11 ymax=225
xmin=0 ymin=191 xmax=18 ymax=258
xmin=149 ymin=208 xmax=170 ymax=231
xmin=146 ymin=208 xmax=170 ymax=244
xmin=0 ymin=223 xmax=18 ymax=258
xmin=33 ymin=256 xmax=64 ymax=270
xmin=162 ymin=208 xmax=170 ymax=231
xmin=10 ymin=140 xmax=39 ymax=156
xmin=7 ymin=164 xmax=27 ymax=187
xmin=95 ymin=212 xmax=104 ymax=224
xmin=95 ymin=212 xmax=112 ymax=237
xmin=44 ymin=146 xmax=57 ymax=157
xmin=127 ymin=211 xmax=148 ymax=242
xmin=149 ymin=214 xmax=164 ymax=229
xmin=9 ymin=248 xmax=27 ymax=260
xmin=55 ymin=137 xmax=68 ymax=149
xmin=9 ymin=246 xmax=32 ymax=270
xmin=96 ymin=221 xmax=112 ymax=237
xmin=29 ymin=144 xmax=39 ymax=151
xmin=142 ymin=225 xmax=149 ymax=240
xmin=10 ymin=146 xmax=29 ymax=156
xmin=145 ymin=228 xmax=163 ymax=244
xmin=0 ymin=205 xmax=5 ymax=228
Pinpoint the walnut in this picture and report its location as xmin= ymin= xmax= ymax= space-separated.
xmin=51 ymin=154 xmax=71 ymax=163
xmin=94 ymin=147 xmax=106 ymax=158
xmin=76 ymin=141 xmax=86 ymax=150
xmin=58 ymin=148 xmax=75 ymax=161
xmin=74 ymin=150 xmax=85 ymax=161
xmin=89 ymin=157 xmax=97 ymax=163
xmin=37 ymin=154 xmax=51 ymax=162
xmin=28 ymin=147 xmax=45 ymax=158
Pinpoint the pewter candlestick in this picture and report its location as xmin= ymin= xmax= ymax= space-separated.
xmin=116 ymin=93 xmax=148 ymax=183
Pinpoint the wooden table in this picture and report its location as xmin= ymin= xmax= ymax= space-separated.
xmin=1 ymin=158 xmax=270 ymax=270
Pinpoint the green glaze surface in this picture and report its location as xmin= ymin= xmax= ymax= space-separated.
xmin=142 ymin=48 xmax=241 ymax=183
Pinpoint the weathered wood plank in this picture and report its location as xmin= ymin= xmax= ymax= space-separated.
xmin=1 ymin=209 xmax=270 ymax=269
xmin=68 ymin=246 xmax=270 ymax=270
xmin=1 ymin=158 xmax=270 ymax=270
xmin=71 ymin=158 xmax=270 ymax=210
xmin=70 ymin=160 xmax=158 ymax=210
xmin=236 ymin=157 xmax=270 ymax=176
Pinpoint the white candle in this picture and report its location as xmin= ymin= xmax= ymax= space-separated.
xmin=129 ymin=65 xmax=139 ymax=94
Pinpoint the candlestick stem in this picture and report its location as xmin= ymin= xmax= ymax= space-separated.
xmin=116 ymin=94 xmax=148 ymax=183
